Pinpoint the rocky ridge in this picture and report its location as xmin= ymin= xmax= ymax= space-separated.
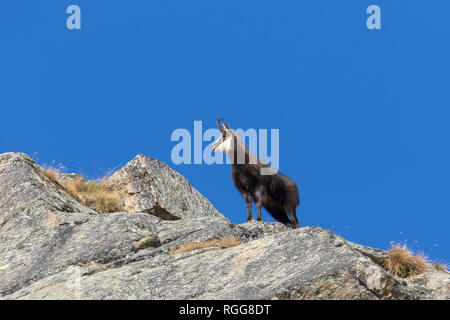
xmin=0 ymin=152 xmax=448 ymax=300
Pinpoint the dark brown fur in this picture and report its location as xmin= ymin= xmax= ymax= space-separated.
xmin=229 ymin=136 xmax=300 ymax=228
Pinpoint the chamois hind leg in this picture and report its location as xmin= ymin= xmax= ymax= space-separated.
xmin=285 ymin=206 xmax=299 ymax=229
xmin=242 ymin=192 xmax=254 ymax=222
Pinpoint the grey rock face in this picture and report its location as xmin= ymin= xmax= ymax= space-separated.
xmin=404 ymin=269 xmax=450 ymax=299
xmin=107 ymin=154 xmax=225 ymax=220
xmin=7 ymin=226 xmax=447 ymax=300
xmin=0 ymin=152 xmax=449 ymax=300
xmin=0 ymin=153 xmax=93 ymax=225
xmin=238 ymin=221 xmax=288 ymax=240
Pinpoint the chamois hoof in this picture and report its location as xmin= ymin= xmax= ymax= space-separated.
xmin=246 ymin=217 xmax=254 ymax=222
xmin=257 ymin=217 xmax=263 ymax=222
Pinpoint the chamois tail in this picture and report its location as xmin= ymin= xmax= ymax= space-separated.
xmin=263 ymin=204 xmax=293 ymax=228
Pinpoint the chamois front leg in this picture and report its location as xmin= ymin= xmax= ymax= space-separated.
xmin=242 ymin=193 xmax=254 ymax=222
xmin=254 ymin=187 xmax=264 ymax=222
xmin=255 ymin=203 xmax=263 ymax=222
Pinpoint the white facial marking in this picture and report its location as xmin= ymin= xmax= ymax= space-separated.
xmin=212 ymin=130 xmax=233 ymax=153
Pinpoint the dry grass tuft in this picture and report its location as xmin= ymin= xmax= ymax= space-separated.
xmin=42 ymin=168 xmax=59 ymax=183
xmin=382 ymin=243 xmax=430 ymax=278
xmin=172 ymin=237 xmax=242 ymax=254
xmin=41 ymin=164 xmax=64 ymax=183
xmin=40 ymin=167 xmax=123 ymax=214
xmin=430 ymin=261 xmax=449 ymax=273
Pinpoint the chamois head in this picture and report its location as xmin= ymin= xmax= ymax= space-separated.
xmin=211 ymin=118 xmax=235 ymax=153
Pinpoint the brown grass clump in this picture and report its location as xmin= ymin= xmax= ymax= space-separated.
xmin=40 ymin=167 xmax=123 ymax=214
xmin=382 ymin=243 xmax=430 ymax=278
xmin=42 ymin=168 xmax=59 ymax=183
xmin=41 ymin=164 xmax=63 ymax=183
xmin=172 ymin=237 xmax=242 ymax=254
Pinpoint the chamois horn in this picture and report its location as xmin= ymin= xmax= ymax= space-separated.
xmin=217 ymin=118 xmax=230 ymax=130
xmin=217 ymin=118 xmax=226 ymax=133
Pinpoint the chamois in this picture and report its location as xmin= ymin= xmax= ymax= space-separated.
xmin=211 ymin=118 xmax=300 ymax=228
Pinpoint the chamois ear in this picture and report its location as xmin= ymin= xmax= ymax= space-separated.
xmin=217 ymin=118 xmax=235 ymax=138
xmin=226 ymin=128 xmax=236 ymax=137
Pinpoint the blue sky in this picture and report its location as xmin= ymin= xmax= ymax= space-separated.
xmin=1 ymin=1 xmax=449 ymax=263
